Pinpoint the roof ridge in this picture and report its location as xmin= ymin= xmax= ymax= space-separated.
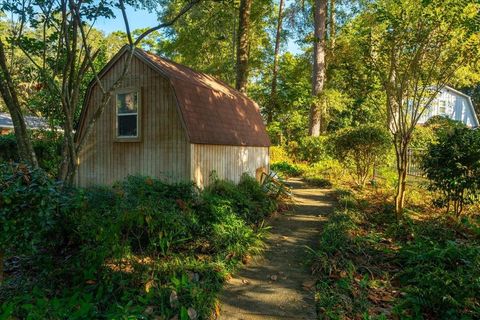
xmin=136 ymin=48 xmax=249 ymax=100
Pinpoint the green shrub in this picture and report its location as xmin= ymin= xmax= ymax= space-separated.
xmin=269 ymin=145 xmax=290 ymax=163
xmin=410 ymin=125 xmax=437 ymax=149
xmin=297 ymin=135 xmax=332 ymax=163
xmin=422 ymin=127 xmax=480 ymax=216
xmin=334 ymin=125 xmax=391 ymax=186
xmin=0 ymin=132 xmax=62 ymax=176
xmin=204 ymin=174 xmax=276 ymax=225
xmin=425 ymin=115 xmax=467 ymax=136
xmin=0 ymin=134 xmax=18 ymax=162
xmin=396 ymin=241 xmax=480 ymax=318
xmin=271 ymin=161 xmax=303 ymax=177
xmin=0 ymin=172 xmax=276 ymax=319
xmin=301 ymin=159 xmax=345 ymax=185
xmin=0 ymin=163 xmax=64 ymax=282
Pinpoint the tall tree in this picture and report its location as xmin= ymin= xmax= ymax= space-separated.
xmin=236 ymin=0 xmax=253 ymax=93
xmin=267 ymin=0 xmax=285 ymax=123
xmin=363 ymin=0 xmax=480 ymax=215
xmin=0 ymin=40 xmax=38 ymax=167
xmin=0 ymin=3 xmax=38 ymax=167
xmin=1 ymin=0 xmax=200 ymax=185
xmin=309 ymin=0 xmax=327 ymax=136
xmin=328 ymin=0 xmax=336 ymax=50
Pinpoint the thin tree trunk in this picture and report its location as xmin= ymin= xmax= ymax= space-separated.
xmin=0 ymin=40 xmax=38 ymax=167
xmin=395 ymin=143 xmax=408 ymax=216
xmin=329 ymin=0 xmax=336 ymax=51
xmin=309 ymin=0 xmax=327 ymax=137
xmin=236 ymin=0 xmax=253 ymax=93
xmin=268 ymin=0 xmax=285 ymax=124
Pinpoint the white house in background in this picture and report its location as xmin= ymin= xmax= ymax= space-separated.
xmin=0 ymin=112 xmax=50 ymax=135
xmin=418 ymin=86 xmax=479 ymax=127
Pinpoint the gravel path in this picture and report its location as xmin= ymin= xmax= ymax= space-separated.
xmin=218 ymin=178 xmax=336 ymax=320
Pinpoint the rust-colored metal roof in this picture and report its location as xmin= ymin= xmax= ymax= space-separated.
xmin=136 ymin=49 xmax=270 ymax=147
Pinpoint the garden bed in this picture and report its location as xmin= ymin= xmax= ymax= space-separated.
xmin=0 ymin=164 xmax=279 ymax=319
xmin=312 ymin=187 xmax=480 ymax=319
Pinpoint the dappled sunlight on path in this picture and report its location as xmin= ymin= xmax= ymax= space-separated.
xmin=218 ymin=178 xmax=336 ymax=319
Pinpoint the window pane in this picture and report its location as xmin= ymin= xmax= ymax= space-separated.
xmin=117 ymin=92 xmax=138 ymax=114
xmin=118 ymin=115 xmax=137 ymax=137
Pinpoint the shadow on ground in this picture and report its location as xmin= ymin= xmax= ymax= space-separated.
xmin=218 ymin=178 xmax=336 ymax=320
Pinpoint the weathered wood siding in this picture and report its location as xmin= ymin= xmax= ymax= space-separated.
xmin=190 ymin=144 xmax=269 ymax=188
xmin=76 ymin=55 xmax=190 ymax=186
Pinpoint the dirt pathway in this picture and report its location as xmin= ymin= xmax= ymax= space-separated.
xmin=218 ymin=178 xmax=336 ymax=319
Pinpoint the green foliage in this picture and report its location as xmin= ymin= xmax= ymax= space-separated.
xmin=270 ymin=161 xmax=302 ymax=177
xmin=157 ymin=0 xmax=273 ymax=86
xmin=204 ymin=174 xmax=277 ymax=226
xmin=301 ymin=159 xmax=346 ymax=186
xmin=334 ymin=125 xmax=391 ymax=186
xmin=396 ymin=241 xmax=480 ymax=318
xmin=312 ymin=187 xmax=480 ymax=319
xmin=0 ymin=163 xmax=63 ymax=257
xmin=0 ymin=172 xmax=276 ymax=318
xmin=410 ymin=125 xmax=437 ymax=150
xmin=0 ymin=132 xmax=62 ymax=176
xmin=296 ymin=135 xmax=333 ymax=163
xmin=425 ymin=115 xmax=468 ymax=136
xmin=422 ymin=127 xmax=480 ymax=216
xmin=269 ymin=146 xmax=290 ymax=164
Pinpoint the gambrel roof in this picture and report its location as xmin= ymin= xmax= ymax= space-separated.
xmin=77 ymin=46 xmax=270 ymax=147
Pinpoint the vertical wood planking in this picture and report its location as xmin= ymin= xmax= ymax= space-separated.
xmin=76 ymin=55 xmax=189 ymax=187
xmin=190 ymin=144 xmax=269 ymax=188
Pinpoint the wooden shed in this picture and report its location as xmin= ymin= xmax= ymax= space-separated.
xmin=75 ymin=46 xmax=270 ymax=188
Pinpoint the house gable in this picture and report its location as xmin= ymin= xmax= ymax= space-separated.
xmin=76 ymin=50 xmax=190 ymax=186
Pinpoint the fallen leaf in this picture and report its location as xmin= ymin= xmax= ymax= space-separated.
xmin=242 ymin=255 xmax=251 ymax=265
xmin=302 ymin=279 xmax=316 ymax=290
xmin=145 ymin=279 xmax=155 ymax=293
xmin=187 ymin=307 xmax=197 ymax=320
xmin=144 ymin=306 xmax=154 ymax=315
xmin=241 ymin=279 xmax=250 ymax=285
xmin=214 ymin=302 xmax=221 ymax=318
xmin=170 ymin=290 xmax=178 ymax=308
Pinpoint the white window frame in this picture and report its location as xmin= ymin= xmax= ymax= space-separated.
xmin=114 ymin=87 xmax=141 ymax=142
xmin=439 ymin=100 xmax=447 ymax=114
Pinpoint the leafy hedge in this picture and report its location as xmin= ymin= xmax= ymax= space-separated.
xmin=0 ymin=133 xmax=62 ymax=176
xmin=0 ymin=165 xmax=277 ymax=319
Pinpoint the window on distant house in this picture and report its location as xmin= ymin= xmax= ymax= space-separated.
xmin=439 ymin=100 xmax=447 ymax=114
xmin=116 ymin=89 xmax=140 ymax=139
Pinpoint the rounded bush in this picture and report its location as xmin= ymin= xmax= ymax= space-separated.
xmin=334 ymin=125 xmax=391 ymax=186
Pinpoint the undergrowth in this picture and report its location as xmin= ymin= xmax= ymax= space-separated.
xmin=0 ymin=165 xmax=278 ymax=319
xmin=312 ymin=188 xmax=480 ymax=319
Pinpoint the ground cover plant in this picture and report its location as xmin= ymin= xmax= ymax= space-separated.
xmin=0 ymin=164 xmax=278 ymax=319
xmin=311 ymin=185 xmax=480 ymax=319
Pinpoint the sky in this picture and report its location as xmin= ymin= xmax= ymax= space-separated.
xmin=94 ymin=4 xmax=301 ymax=54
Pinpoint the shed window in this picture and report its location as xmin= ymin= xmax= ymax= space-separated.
xmin=116 ymin=90 xmax=139 ymax=138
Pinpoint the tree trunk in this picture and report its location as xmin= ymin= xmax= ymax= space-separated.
xmin=394 ymin=142 xmax=408 ymax=217
xmin=0 ymin=40 xmax=38 ymax=167
xmin=309 ymin=0 xmax=327 ymax=137
xmin=328 ymin=0 xmax=336 ymax=51
xmin=268 ymin=0 xmax=285 ymax=124
xmin=236 ymin=0 xmax=253 ymax=93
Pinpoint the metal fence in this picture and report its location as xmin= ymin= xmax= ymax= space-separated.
xmin=407 ymin=148 xmax=426 ymax=177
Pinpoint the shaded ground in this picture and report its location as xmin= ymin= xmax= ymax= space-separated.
xmin=218 ymin=178 xmax=336 ymax=319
